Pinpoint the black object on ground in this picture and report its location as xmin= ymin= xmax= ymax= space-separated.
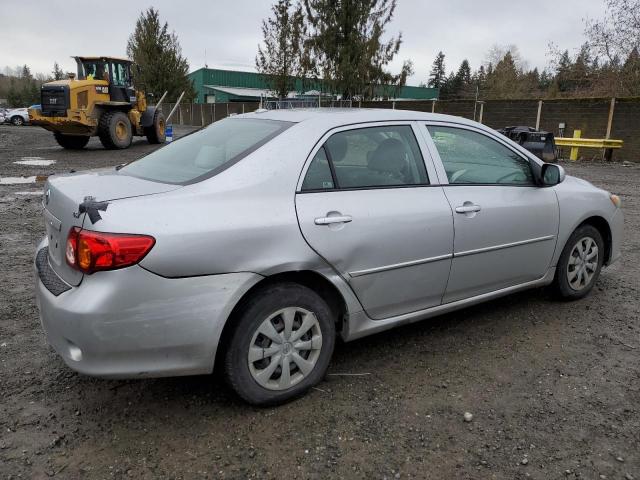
xmin=498 ymin=126 xmax=557 ymax=162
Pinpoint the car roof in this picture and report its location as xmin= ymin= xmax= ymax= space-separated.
xmin=238 ymin=107 xmax=479 ymax=128
xmin=73 ymin=56 xmax=131 ymax=63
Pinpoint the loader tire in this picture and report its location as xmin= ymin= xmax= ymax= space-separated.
xmin=98 ymin=111 xmax=132 ymax=150
xmin=144 ymin=110 xmax=166 ymax=144
xmin=53 ymin=133 xmax=90 ymax=150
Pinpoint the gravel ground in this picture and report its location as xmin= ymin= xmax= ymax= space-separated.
xmin=0 ymin=124 xmax=638 ymax=480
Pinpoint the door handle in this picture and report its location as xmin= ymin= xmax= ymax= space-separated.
xmin=314 ymin=215 xmax=352 ymax=225
xmin=455 ymin=204 xmax=481 ymax=214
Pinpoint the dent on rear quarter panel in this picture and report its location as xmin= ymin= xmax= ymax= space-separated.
xmin=88 ymin=122 xmax=367 ymax=320
xmin=86 ymin=125 xmax=336 ymax=277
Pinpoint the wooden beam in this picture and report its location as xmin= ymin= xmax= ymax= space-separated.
xmin=535 ymin=100 xmax=543 ymax=130
xmin=606 ymin=97 xmax=616 ymax=139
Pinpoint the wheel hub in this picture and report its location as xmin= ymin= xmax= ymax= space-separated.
xmin=566 ymin=236 xmax=598 ymax=291
xmin=247 ymin=307 xmax=323 ymax=391
xmin=115 ymin=121 xmax=127 ymax=140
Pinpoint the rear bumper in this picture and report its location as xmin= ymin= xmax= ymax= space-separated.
xmin=34 ymin=239 xmax=262 ymax=378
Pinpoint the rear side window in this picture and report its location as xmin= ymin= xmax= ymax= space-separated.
xmin=121 ymin=118 xmax=291 ymax=184
xmin=301 ymin=147 xmax=334 ymax=190
xmin=302 ymin=125 xmax=428 ymax=190
xmin=427 ymin=125 xmax=534 ymax=185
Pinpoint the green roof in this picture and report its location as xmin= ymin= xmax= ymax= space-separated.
xmin=188 ymin=67 xmax=439 ymax=103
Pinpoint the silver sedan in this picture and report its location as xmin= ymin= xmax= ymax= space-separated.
xmin=35 ymin=109 xmax=623 ymax=405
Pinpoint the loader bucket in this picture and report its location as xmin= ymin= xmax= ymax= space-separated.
xmin=497 ymin=126 xmax=557 ymax=162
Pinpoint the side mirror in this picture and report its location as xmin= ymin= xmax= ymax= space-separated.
xmin=541 ymin=163 xmax=565 ymax=186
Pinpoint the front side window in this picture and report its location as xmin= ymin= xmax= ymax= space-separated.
xmin=427 ymin=126 xmax=534 ymax=185
xmin=80 ymin=61 xmax=108 ymax=81
xmin=302 ymin=125 xmax=428 ymax=190
xmin=109 ymin=63 xmax=130 ymax=86
xmin=120 ymin=118 xmax=291 ymax=184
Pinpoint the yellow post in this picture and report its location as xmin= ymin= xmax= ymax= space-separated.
xmin=570 ymin=130 xmax=581 ymax=161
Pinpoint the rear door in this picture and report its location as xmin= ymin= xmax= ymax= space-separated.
xmin=295 ymin=122 xmax=454 ymax=320
xmin=421 ymin=123 xmax=560 ymax=303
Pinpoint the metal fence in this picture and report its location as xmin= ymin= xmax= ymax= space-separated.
xmin=158 ymin=102 xmax=261 ymax=128
xmin=156 ymin=98 xmax=638 ymax=160
xmin=264 ymin=99 xmax=352 ymax=110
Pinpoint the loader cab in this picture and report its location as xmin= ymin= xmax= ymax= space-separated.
xmin=74 ymin=56 xmax=136 ymax=106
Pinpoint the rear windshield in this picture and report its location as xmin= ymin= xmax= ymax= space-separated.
xmin=120 ymin=118 xmax=292 ymax=184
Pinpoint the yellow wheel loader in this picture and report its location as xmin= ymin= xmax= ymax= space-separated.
xmin=28 ymin=56 xmax=165 ymax=150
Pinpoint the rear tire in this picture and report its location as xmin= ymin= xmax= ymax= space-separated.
xmin=552 ymin=224 xmax=604 ymax=300
xmin=11 ymin=116 xmax=24 ymax=126
xmin=144 ymin=110 xmax=166 ymax=144
xmin=224 ymin=283 xmax=336 ymax=406
xmin=98 ymin=111 xmax=132 ymax=149
xmin=54 ymin=133 xmax=90 ymax=150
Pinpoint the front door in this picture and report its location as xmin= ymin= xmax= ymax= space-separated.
xmin=295 ymin=124 xmax=454 ymax=320
xmin=424 ymin=124 xmax=560 ymax=303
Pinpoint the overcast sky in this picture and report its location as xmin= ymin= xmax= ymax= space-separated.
xmin=0 ymin=0 xmax=607 ymax=84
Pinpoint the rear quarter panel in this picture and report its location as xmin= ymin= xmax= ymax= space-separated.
xmin=86 ymin=122 xmax=364 ymax=313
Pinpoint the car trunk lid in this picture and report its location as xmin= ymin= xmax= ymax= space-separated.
xmin=42 ymin=170 xmax=179 ymax=286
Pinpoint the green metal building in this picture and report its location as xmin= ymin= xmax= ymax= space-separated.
xmin=188 ymin=67 xmax=439 ymax=103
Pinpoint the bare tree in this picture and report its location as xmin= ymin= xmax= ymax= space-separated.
xmin=484 ymin=44 xmax=528 ymax=72
xmin=585 ymin=0 xmax=640 ymax=62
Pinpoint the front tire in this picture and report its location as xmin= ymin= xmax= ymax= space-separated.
xmin=224 ymin=283 xmax=336 ymax=406
xmin=98 ymin=111 xmax=132 ymax=149
xmin=144 ymin=110 xmax=166 ymax=144
xmin=54 ymin=133 xmax=90 ymax=150
xmin=11 ymin=116 xmax=24 ymax=126
xmin=552 ymin=224 xmax=604 ymax=300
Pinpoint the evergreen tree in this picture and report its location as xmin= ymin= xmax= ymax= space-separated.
xmin=485 ymin=52 xmax=519 ymax=98
xmin=7 ymin=78 xmax=22 ymax=107
xmin=256 ymin=0 xmax=306 ymax=99
xmin=21 ymin=80 xmax=39 ymax=105
xmin=473 ymin=65 xmax=487 ymax=90
xmin=447 ymin=59 xmax=472 ymax=97
xmin=428 ymin=51 xmax=446 ymax=88
xmin=126 ymin=7 xmax=196 ymax=101
xmin=621 ymin=47 xmax=640 ymax=94
xmin=52 ymin=62 xmax=64 ymax=81
xmin=21 ymin=65 xmax=32 ymax=80
xmin=439 ymin=71 xmax=456 ymax=98
xmin=555 ymin=49 xmax=573 ymax=92
xmin=302 ymin=0 xmax=411 ymax=99
xmin=539 ymin=69 xmax=553 ymax=90
xmin=456 ymin=59 xmax=472 ymax=86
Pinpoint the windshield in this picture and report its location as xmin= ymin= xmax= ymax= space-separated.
xmin=79 ymin=61 xmax=109 ymax=81
xmin=120 ymin=118 xmax=292 ymax=185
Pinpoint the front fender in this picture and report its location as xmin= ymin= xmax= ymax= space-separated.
xmin=552 ymin=176 xmax=621 ymax=267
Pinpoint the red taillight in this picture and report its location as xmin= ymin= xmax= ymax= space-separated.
xmin=65 ymin=227 xmax=155 ymax=274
